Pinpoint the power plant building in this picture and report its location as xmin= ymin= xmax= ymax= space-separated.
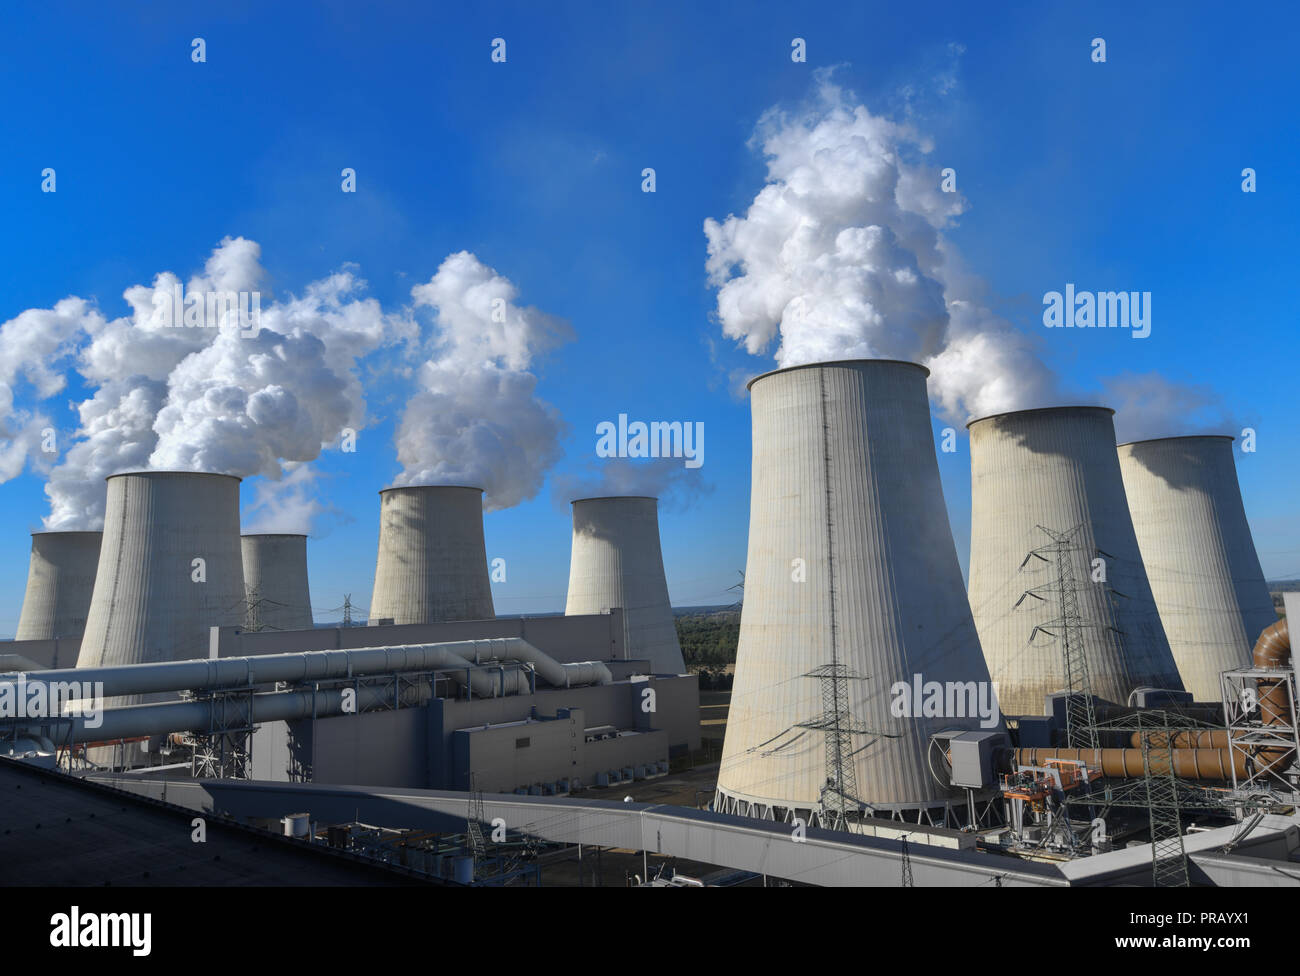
xmin=717 ymin=360 xmax=998 ymax=824
xmin=369 ymin=486 xmax=495 ymax=626
xmin=1118 ymin=436 xmax=1276 ymax=701
xmin=14 ymin=531 xmax=102 ymax=641
xmin=967 ymin=407 xmax=1184 ymax=715
xmin=564 ymin=496 xmax=686 ymax=675
xmin=241 ymin=533 xmax=314 ymax=632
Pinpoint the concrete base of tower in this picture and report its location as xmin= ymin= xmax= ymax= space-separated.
xmin=713 ymin=786 xmax=1002 ymax=833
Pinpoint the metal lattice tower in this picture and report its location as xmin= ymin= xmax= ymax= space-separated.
xmin=1082 ymin=710 xmax=1231 ymax=887
xmin=795 ymin=664 xmax=896 ymax=830
xmin=342 ymin=594 xmax=353 ymax=628
xmin=245 ymin=585 xmax=262 ymax=633
xmin=900 ymin=834 xmax=914 ymax=887
xmin=1016 ymin=524 xmax=1122 ymax=752
xmin=1137 ymin=719 xmax=1190 ymax=887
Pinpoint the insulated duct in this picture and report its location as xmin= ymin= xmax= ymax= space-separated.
xmin=1018 ymin=619 xmax=1293 ymax=781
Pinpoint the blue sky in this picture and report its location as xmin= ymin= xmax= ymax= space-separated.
xmin=1 ymin=1 xmax=1297 ymax=634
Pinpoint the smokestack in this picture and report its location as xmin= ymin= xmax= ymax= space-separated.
xmin=1117 ymin=435 xmax=1276 ymax=701
xmin=77 ymin=471 xmax=246 ymax=718
xmin=15 ymin=531 xmax=103 ymax=641
xmin=564 ymin=496 xmax=685 ymax=674
xmin=368 ymin=486 xmax=495 ymax=626
xmin=967 ymin=407 xmax=1184 ymax=715
xmin=717 ymin=360 xmax=997 ymax=821
xmin=241 ymin=534 xmax=314 ymax=633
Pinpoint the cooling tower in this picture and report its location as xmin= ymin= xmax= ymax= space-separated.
xmin=1118 ymin=436 xmax=1276 ymax=701
xmin=368 ymin=486 xmax=495 ymax=625
xmin=14 ymin=531 xmax=103 ymax=640
xmin=716 ymin=360 xmax=997 ymax=821
xmin=967 ymin=407 xmax=1184 ymax=715
xmin=77 ymin=472 xmax=246 ymax=712
xmin=564 ymin=496 xmax=685 ymax=674
xmin=241 ymin=533 xmax=314 ymax=632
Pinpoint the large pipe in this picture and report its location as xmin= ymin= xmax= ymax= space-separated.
xmin=0 ymin=639 xmax=612 ymax=702
xmin=1023 ymin=619 xmax=1293 ymax=781
xmin=32 ymin=681 xmax=435 ymax=745
xmin=1015 ymin=745 xmax=1248 ymax=781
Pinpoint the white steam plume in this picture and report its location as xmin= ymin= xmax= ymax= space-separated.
xmin=33 ymin=237 xmax=412 ymax=529
xmin=1103 ymin=372 xmax=1237 ymax=444
xmin=704 ymin=73 xmax=1059 ymax=422
xmin=393 ymin=251 xmax=572 ymax=510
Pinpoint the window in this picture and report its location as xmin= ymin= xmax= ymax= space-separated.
xmin=515 ymin=737 xmax=530 ymax=749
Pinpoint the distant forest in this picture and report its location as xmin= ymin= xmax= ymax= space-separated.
xmin=674 ymin=608 xmax=739 ymax=674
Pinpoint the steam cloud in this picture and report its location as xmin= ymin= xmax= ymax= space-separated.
xmin=0 ymin=237 xmax=414 ymax=530
xmin=551 ymin=458 xmax=713 ymax=513
xmin=1103 ymin=372 xmax=1237 ymax=444
xmin=703 ymin=74 xmax=1060 ymax=422
xmin=392 ymin=251 xmax=572 ymax=510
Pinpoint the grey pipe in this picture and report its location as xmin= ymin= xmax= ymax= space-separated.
xmin=23 ymin=680 xmax=435 ymax=745
xmin=0 ymin=638 xmax=612 ymax=700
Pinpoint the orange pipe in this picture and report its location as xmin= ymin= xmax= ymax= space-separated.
xmin=1024 ymin=620 xmax=1292 ymax=782
xmin=1015 ymin=746 xmax=1248 ymax=781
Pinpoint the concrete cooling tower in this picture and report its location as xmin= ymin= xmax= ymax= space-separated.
xmin=1118 ymin=436 xmax=1276 ymax=701
xmin=716 ymin=360 xmax=998 ymax=823
xmin=77 ymin=471 xmax=246 ymax=704
xmin=14 ymin=531 xmax=103 ymax=641
xmin=564 ymin=496 xmax=685 ymax=674
xmin=368 ymin=486 xmax=495 ymax=626
xmin=241 ymin=533 xmax=314 ymax=633
xmin=967 ymin=407 xmax=1184 ymax=716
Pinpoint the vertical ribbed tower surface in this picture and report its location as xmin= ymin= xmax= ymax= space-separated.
xmin=77 ymin=472 xmax=246 ymax=704
xmin=564 ymin=496 xmax=685 ymax=674
xmin=967 ymin=407 xmax=1183 ymax=716
xmin=1118 ymin=436 xmax=1275 ymax=701
xmin=15 ymin=531 xmax=103 ymax=641
xmin=717 ymin=360 xmax=996 ymax=817
xmin=368 ymin=485 xmax=495 ymax=626
xmin=241 ymin=533 xmax=314 ymax=633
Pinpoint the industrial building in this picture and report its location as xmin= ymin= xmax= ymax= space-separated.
xmin=1118 ymin=436 xmax=1276 ymax=701
xmin=242 ymin=533 xmax=314 ymax=632
xmin=564 ymin=496 xmax=686 ymax=675
xmin=14 ymin=530 xmax=101 ymax=641
xmin=716 ymin=360 xmax=999 ymax=827
xmin=967 ymin=407 xmax=1185 ymax=715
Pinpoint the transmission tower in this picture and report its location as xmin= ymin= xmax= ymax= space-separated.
xmin=900 ymin=833 xmax=914 ymax=887
xmin=795 ymin=664 xmax=897 ymax=830
xmin=726 ymin=571 xmax=744 ymax=612
xmin=1015 ymin=524 xmax=1123 ymax=752
xmin=342 ymin=594 xmax=353 ymax=628
xmin=1137 ymin=717 xmax=1190 ymax=887
xmin=245 ymin=585 xmax=262 ymax=632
